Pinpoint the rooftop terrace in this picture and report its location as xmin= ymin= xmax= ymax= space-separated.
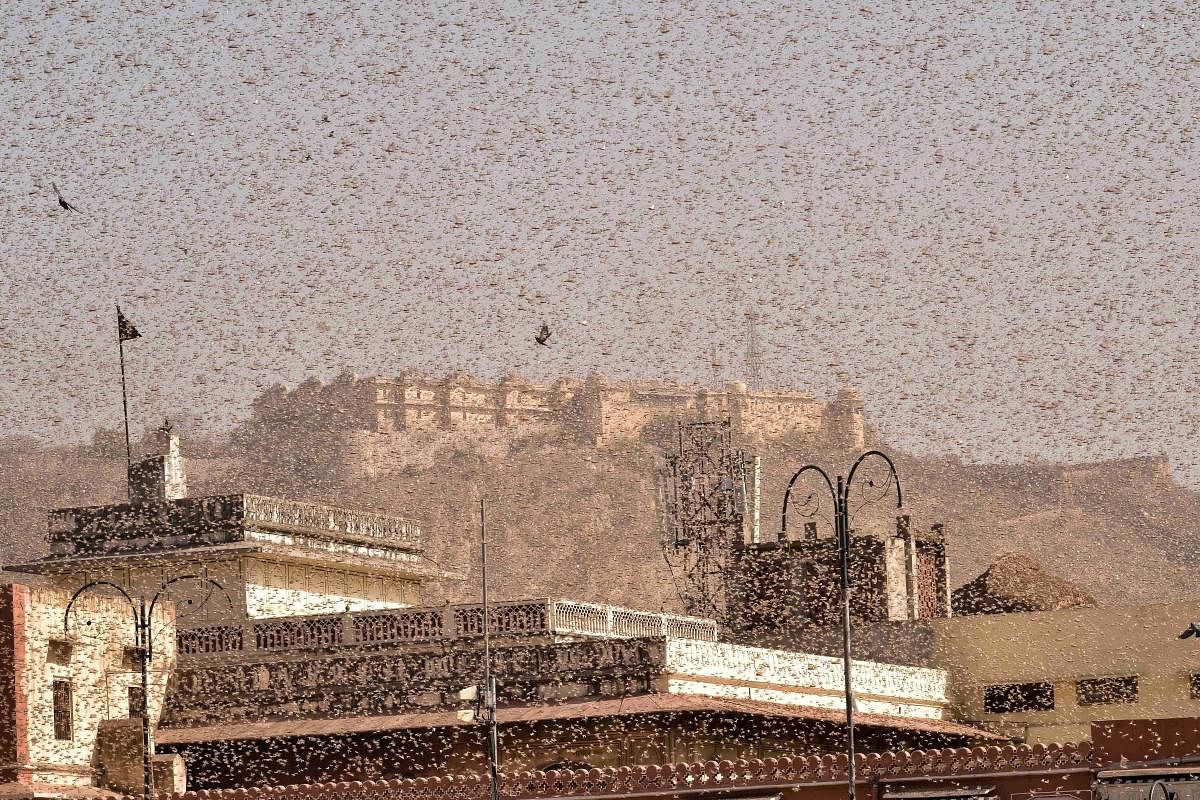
xmin=42 ymin=494 xmax=423 ymax=559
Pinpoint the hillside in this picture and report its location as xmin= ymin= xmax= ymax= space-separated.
xmin=2 ymin=425 xmax=1197 ymax=610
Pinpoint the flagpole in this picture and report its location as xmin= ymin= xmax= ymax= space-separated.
xmin=117 ymin=304 xmax=133 ymax=499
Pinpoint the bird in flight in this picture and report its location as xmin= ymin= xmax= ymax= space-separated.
xmin=51 ymin=182 xmax=80 ymax=212
xmin=534 ymin=323 xmax=551 ymax=346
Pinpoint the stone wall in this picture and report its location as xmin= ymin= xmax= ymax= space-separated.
xmin=339 ymin=373 xmax=866 ymax=478
xmin=243 ymin=559 xmax=419 ymax=618
xmin=162 ymin=637 xmax=666 ymax=728
xmin=661 ymin=638 xmax=950 ymax=719
xmin=368 ymin=374 xmax=842 ymax=445
xmin=163 ymin=632 xmax=952 ymax=732
xmin=931 ymin=601 xmax=1200 ymax=743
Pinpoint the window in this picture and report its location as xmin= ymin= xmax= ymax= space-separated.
xmin=1076 ymin=675 xmax=1138 ymax=706
xmin=52 ymin=680 xmax=73 ymax=740
xmin=121 ymin=646 xmax=141 ymax=671
xmin=128 ymin=686 xmax=146 ymax=718
xmin=885 ymin=789 xmax=996 ymax=800
xmin=983 ymin=681 xmax=1054 ymax=713
xmin=47 ymin=640 xmax=73 ymax=666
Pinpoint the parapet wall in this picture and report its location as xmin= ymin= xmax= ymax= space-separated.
xmin=663 ymin=639 xmax=949 ymax=719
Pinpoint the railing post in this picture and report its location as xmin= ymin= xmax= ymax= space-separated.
xmin=607 ymin=606 xmax=616 ymax=637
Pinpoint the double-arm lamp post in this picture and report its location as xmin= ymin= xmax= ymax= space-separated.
xmin=781 ymin=450 xmax=903 ymax=800
xmin=64 ymin=575 xmax=230 ymax=800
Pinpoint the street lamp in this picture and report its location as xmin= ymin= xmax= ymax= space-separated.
xmin=454 ymin=499 xmax=501 ymax=800
xmin=781 ymin=450 xmax=903 ymax=800
xmin=1149 ymin=780 xmax=1176 ymax=800
xmin=64 ymin=575 xmax=231 ymax=800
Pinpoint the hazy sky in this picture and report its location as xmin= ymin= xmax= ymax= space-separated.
xmin=2 ymin=2 xmax=1198 ymax=484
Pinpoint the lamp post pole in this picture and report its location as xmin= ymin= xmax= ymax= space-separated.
xmin=782 ymin=451 xmax=903 ymax=800
xmin=480 ymin=499 xmax=501 ymax=800
xmin=136 ymin=597 xmax=151 ymax=800
xmin=65 ymin=575 xmax=230 ymax=800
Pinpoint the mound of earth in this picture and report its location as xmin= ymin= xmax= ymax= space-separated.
xmin=951 ymin=552 xmax=1098 ymax=615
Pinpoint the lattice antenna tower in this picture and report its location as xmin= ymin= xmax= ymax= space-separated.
xmin=659 ymin=419 xmax=752 ymax=626
xmin=744 ymin=309 xmax=764 ymax=391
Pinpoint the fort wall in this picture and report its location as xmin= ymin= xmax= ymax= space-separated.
xmin=337 ymin=372 xmax=866 ymax=478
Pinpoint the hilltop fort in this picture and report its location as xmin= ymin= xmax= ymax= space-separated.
xmin=253 ymin=371 xmax=870 ymax=478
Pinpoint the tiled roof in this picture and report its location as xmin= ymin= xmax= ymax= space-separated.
xmin=0 ymin=782 xmax=125 ymax=800
xmin=157 ymin=693 xmax=998 ymax=745
xmin=160 ymin=741 xmax=1095 ymax=800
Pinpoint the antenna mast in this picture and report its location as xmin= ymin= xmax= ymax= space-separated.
xmin=744 ymin=309 xmax=764 ymax=391
xmin=659 ymin=419 xmax=753 ymax=627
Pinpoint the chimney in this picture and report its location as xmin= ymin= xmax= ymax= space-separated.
xmin=128 ymin=421 xmax=187 ymax=504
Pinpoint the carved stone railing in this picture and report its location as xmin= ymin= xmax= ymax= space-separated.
xmin=161 ymin=742 xmax=1093 ymax=800
xmin=242 ymin=495 xmax=422 ymax=552
xmin=177 ymin=599 xmax=718 ymax=659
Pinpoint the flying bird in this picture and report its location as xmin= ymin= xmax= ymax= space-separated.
xmin=534 ymin=323 xmax=551 ymax=346
xmin=1179 ymin=622 xmax=1200 ymax=640
xmin=51 ymin=182 xmax=80 ymax=212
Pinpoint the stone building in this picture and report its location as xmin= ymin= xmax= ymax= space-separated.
xmin=1 ymin=436 xmax=995 ymax=795
xmin=156 ymin=598 xmax=987 ymax=788
xmin=258 ymin=372 xmax=868 ymax=477
xmin=8 ymin=433 xmax=448 ymax=622
xmin=728 ymin=515 xmax=951 ymax=647
xmin=363 ymin=372 xmax=863 ymax=447
xmin=0 ymin=582 xmax=176 ymax=799
xmin=930 ymin=598 xmax=1200 ymax=743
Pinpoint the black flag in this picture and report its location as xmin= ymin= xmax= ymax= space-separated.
xmin=117 ymin=307 xmax=140 ymax=342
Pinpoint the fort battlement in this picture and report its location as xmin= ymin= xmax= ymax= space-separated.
xmin=252 ymin=372 xmax=867 ymax=479
xmin=364 ymin=371 xmax=863 ymax=445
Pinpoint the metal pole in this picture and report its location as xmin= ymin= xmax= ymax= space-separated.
xmin=139 ymin=599 xmax=152 ymax=800
xmin=117 ymin=308 xmax=133 ymax=500
xmin=783 ymin=452 xmax=900 ymax=800
xmin=837 ymin=475 xmax=857 ymax=800
xmin=65 ymin=576 xmax=230 ymax=800
xmin=480 ymin=499 xmax=500 ymax=800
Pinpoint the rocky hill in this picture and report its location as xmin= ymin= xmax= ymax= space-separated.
xmin=1 ymin=417 xmax=1197 ymax=610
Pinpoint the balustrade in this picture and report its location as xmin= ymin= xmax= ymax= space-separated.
xmin=242 ymin=495 xmax=423 ymax=551
xmin=176 ymin=599 xmax=717 ymax=660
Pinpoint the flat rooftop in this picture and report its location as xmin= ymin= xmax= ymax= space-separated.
xmin=13 ymin=494 xmax=423 ymax=565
